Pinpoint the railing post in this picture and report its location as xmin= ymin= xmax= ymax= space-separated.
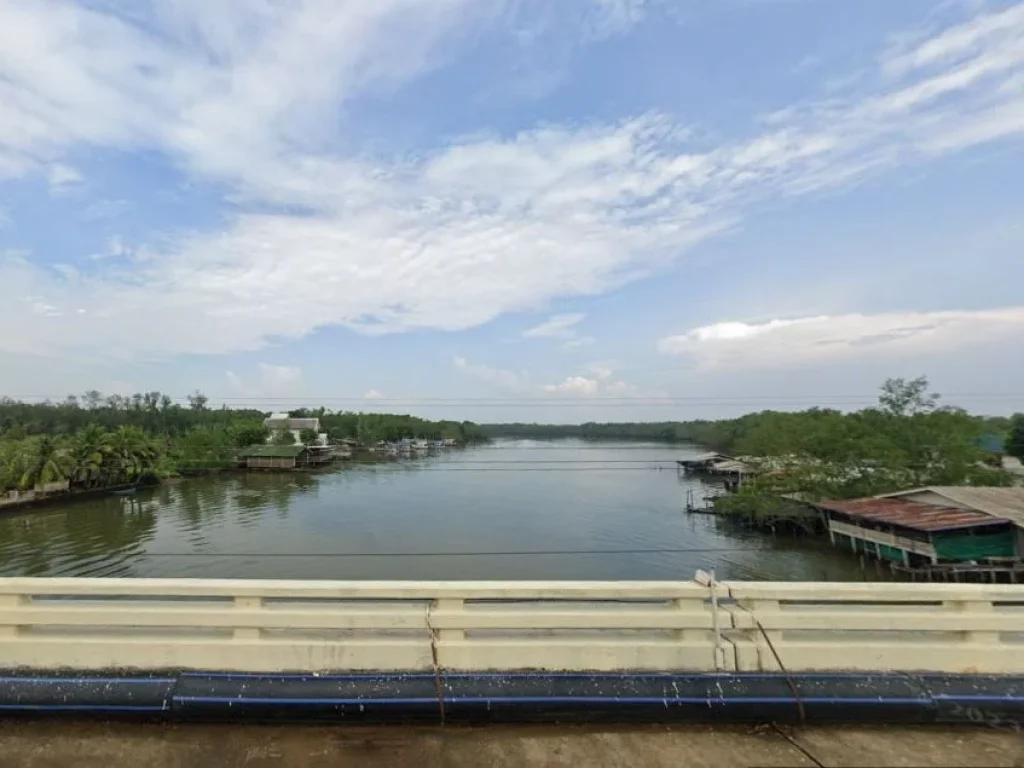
xmin=233 ymin=596 xmax=262 ymax=640
xmin=0 ymin=594 xmax=26 ymax=637
xmin=432 ymin=599 xmax=465 ymax=641
xmin=740 ymin=598 xmax=782 ymax=671
xmin=944 ymin=599 xmax=998 ymax=645
xmin=673 ymin=597 xmax=703 ymax=642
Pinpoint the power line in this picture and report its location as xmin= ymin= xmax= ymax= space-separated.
xmin=6 ymin=393 xmax=1024 ymax=403
xmin=17 ymin=547 xmax=790 ymax=558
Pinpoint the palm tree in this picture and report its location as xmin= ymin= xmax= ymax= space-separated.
xmin=68 ymin=425 xmax=109 ymax=489
xmin=20 ymin=436 xmax=70 ymax=491
xmin=103 ymin=426 xmax=159 ymax=483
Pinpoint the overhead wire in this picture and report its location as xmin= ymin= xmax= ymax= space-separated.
xmin=8 ymin=547 xmax=801 ymax=558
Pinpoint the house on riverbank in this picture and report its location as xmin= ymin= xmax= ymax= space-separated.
xmin=878 ymin=486 xmax=1024 ymax=555
xmin=813 ymin=487 xmax=1024 ymax=582
xmin=238 ymin=445 xmax=333 ymax=470
xmin=677 ymin=453 xmax=757 ymax=490
xmin=263 ymin=414 xmax=328 ymax=446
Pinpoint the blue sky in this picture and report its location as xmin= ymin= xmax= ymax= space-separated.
xmin=2 ymin=0 xmax=1024 ymax=421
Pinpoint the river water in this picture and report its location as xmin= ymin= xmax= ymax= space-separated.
xmin=0 ymin=439 xmax=872 ymax=581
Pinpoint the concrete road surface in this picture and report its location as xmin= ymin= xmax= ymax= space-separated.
xmin=0 ymin=721 xmax=1021 ymax=767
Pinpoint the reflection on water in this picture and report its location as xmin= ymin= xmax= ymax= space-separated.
xmin=0 ymin=439 xmax=874 ymax=581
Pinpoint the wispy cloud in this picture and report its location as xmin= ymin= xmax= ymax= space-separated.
xmin=46 ymin=163 xmax=83 ymax=194
xmin=543 ymin=375 xmax=600 ymax=395
xmin=1 ymin=1 xmax=1024 ymax=363
xmin=523 ymin=313 xmax=586 ymax=339
xmin=658 ymin=307 xmax=1024 ymax=371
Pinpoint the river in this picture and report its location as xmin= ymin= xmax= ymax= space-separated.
xmin=0 ymin=439 xmax=875 ymax=581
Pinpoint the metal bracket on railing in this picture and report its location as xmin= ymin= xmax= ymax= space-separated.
xmin=694 ymin=569 xmax=727 ymax=671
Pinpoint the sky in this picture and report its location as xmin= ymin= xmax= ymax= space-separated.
xmin=2 ymin=0 xmax=1024 ymax=423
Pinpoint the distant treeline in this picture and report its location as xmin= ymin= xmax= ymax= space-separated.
xmin=484 ymin=378 xmax=1017 ymax=459
xmin=481 ymin=421 xmax=738 ymax=451
xmin=285 ymin=409 xmax=487 ymax=445
xmin=0 ymin=394 xmax=486 ymax=444
xmin=488 ymin=377 xmax=1024 ymax=503
xmin=484 ymin=413 xmax=1014 ymax=455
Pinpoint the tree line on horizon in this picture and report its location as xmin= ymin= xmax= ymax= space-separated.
xmin=486 ymin=377 xmax=1024 ymax=506
xmin=483 ymin=377 xmax=1022 ymax=462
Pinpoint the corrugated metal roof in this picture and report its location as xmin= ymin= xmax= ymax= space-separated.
xmin=238 ymin=445 xmax=306 ymax=458
xmin=816 ymin=497 xmax=1010 ymax=533
xmin=709 ymin=459 xmax=754 ymax=473
xmin=878 ymin=486 xmax=1024 ymax=528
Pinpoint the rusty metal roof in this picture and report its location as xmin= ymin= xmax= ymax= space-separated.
xmin=816 ymin=497 xmax=1011 ymax=533
xmin=877 ymin=486 xmax=1024 ymax=529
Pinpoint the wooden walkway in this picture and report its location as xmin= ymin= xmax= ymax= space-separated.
xmin=893 ymin=561 xmax=1024 ymax=584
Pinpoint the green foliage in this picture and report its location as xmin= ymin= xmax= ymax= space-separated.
xmin=103 ymin=425 xmax=159 ymax=481
xmin=272 ymin=430 xmax=297 ymax=446
xmin=231 ymin=422 xmax=270 ymax=448
xmin=172 ymin=428 xmax=236 ymax=473
xmin=1007 ymin=414 xmax=1024 ymax=460
xmin=304 ymin=410 xmax=485 ymax=445
xmin=877 ymin=376 xmax=939 ymax=417
xmin=0 ymin=393 xmax=486 ymax=493
xmin=187 ymin=390 xmax=209 ymax=411
xmin=298 ymin=427 xmax=320 ymax=446
xmin=19 ymin=436 xmax=70 ymax=490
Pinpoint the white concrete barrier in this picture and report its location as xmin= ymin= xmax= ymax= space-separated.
xmin=0 ymin=578 xmax=1021 ymax=674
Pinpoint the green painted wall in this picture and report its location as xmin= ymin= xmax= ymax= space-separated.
xmin=876 ymin=543 xmax=905 ymax=563
xmin=932 ymin=530 xmax=1016 ymax=561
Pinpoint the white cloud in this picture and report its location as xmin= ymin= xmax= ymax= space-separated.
xmin=90 ymin=236 xmax=133 ymax=261
xmin=363 ymin=389 xmax=384 ymax=400
xmin=541 ymin=362 xmax=653 ymax=397
xmin=453 ymin=356 xmax=525 ymax=391
xmin=523 ymin=313 xmax=586 ymax=339
xmin=658 ymin=306 xmax=1024 ymax=371
xmin=1 ymin=2 xmax=1024 ymax=363
xmin=543 ymin=375 xmax=600 ymax=395
xmin=46 ymin=163 xmax=83 ymax=193
xmin=524 ymin=313 xmax=595 ymax=351
xmin=226 ymin=362 xmax=303 ymax=397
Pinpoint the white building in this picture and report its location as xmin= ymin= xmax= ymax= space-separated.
xmin=263 ymin=413 xmax=328 ymax=447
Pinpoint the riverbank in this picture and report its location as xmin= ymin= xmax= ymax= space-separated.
xmin=0 ymin=482 xmax=143 ymax=516
xmin=0 ymin=445 xmax=448 ymax=516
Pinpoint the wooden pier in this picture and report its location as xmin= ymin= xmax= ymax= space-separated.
xmin=892 ymin=560 xmax=1024 ymax=584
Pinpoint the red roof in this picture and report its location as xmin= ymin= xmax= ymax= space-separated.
xmin=816 ymin=498 xmax=1010 ymax=533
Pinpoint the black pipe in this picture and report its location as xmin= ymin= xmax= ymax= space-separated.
xmin=0 ymin=672 xmax=1020 ymax=725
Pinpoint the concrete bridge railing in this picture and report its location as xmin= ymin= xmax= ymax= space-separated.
xmin=0 ymin=577 xmax=1021 ymax=674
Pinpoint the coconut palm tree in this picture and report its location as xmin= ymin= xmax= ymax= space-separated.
xmin=19 ymin=436 xmax=70 ymax=491
xmin=103 ymin=425 xmax=158 ymax=483
xmin=68 ymin=425 xmax=109 ymax=489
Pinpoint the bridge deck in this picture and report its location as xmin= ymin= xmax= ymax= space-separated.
xmin=0 ymin=722 xmax=1021 ymax=767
